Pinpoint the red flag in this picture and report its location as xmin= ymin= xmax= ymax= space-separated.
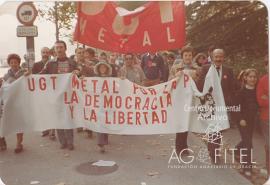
xmin=74 ymin=1 xmax=185 ymax=53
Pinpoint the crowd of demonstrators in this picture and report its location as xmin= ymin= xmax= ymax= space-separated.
xmin=0 ymin=42 xmax=268 ymax=180
xmin=193 ymin=46 xmax=268 ymax=177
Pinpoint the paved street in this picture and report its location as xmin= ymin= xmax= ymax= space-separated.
xmin=0 ymin=1 xmax=268 ymax=185
xmin=0 ymin=128 xmax=259 ymax=185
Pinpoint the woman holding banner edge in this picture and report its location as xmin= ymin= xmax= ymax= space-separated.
xmin=0 ymin=54 xmax=26 ymax=153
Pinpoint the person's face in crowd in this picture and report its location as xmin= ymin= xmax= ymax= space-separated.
xmin=124 ymin=54 xmax=134 ymax=67
xmin=99 ymin=64 xmax=108 ymax=75
xmin=212 ymin=49 xmax=224 ymax=67
xmin=50 ymin=48 xmax=56 ymax=58
xmin=245 ymin=71 xmax=257 ymax=87
xmin=136 ymin=54 xmax=141 ymax=60
xmin=162 ymin=54 xmax=168 ymax=63
xmin=9 ymin=59 xmax=20 ymax=72
xmin=109 ymin=53 xmax=117 ymax=64
xmin=99 ymin=54 xmax=107 ymax=62
xmin=167 ymin=56 xmax=175 ymax=65
xmin=84 ymin=51 xmax=91 ymax=60
xmin=75 ymin=48 xmax=85 ymax=62
xmin=182 ymin=51 xmax=193 ymax=65
xmin=149 ymin=52 xmax=155 ymax=59
xmin=198 ymin=56 xmax=206 ymax=65
xmin=41 ymin=47 xmax=50 ymax=61
xmin=54 ymin=43 xmax=66 ymax=58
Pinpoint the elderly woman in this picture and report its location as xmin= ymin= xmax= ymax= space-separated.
xmin=94 ymin=61 xmax=113 ymax=153
xmin=0 ymin=53 xmax=25 ymax=153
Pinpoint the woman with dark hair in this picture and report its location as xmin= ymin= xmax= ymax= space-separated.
xmin=0 ymin=53 xmax=25 ymax=153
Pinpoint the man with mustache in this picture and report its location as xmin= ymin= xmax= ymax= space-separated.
xmin=196 ymin=48 xmax=236 ymax=164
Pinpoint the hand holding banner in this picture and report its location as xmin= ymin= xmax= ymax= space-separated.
xmin=0 ymin=66 xmax=230 ymax=136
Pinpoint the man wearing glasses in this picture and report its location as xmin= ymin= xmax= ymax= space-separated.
xmin=119 ymin=53 xmax=146 ymax=86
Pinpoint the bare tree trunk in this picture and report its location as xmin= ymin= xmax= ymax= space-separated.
xmin=54 ymin=2 xmax=59 ymax=41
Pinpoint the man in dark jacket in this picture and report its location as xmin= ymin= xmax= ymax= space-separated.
xmin=32 ymin=47 xmax=50 ymax=74
xmin=141 ymin=52 xmax=166 ymax=86
xmin=197 ymin=49 xmax=235 ymax=106
xmin=196 ymin=48 xmax=235 ymax=164
xmin=40 ymin=40 xmax=79 ymax=150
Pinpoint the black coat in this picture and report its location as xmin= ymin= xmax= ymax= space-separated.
xmin=234 ymin=87 xmax=258 ymax=123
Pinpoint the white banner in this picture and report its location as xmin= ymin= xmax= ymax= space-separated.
xmin=0 ymin=66 xmax=230 ymax=136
